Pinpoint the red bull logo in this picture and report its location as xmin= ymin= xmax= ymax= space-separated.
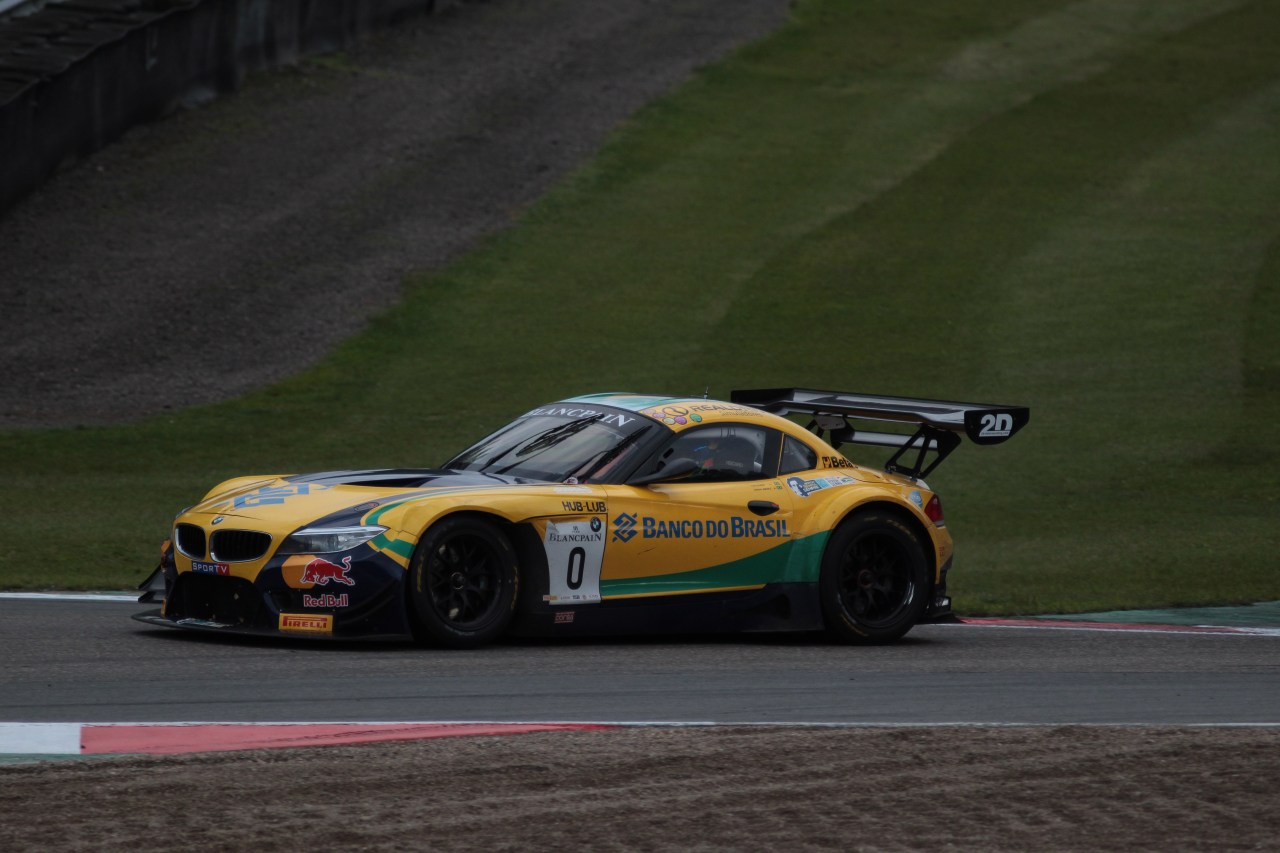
xmin=299 ymin=555 xmax=355 ymax=587
xmin=302 ymin=593 xmax=349 ymax=608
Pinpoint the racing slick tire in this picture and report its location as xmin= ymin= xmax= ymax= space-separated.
xmin=408 ymin=516 xmax=520 ymax=648
xmin=819 ymin=511 xmax=929 ymax=644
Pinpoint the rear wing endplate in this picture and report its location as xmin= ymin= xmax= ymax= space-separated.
xmin=730 ymin=388 xmax=1029 ymax=480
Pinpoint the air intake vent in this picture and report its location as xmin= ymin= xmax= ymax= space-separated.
xmin=174 ymin=524 xmax=206 ymax=560
xmin=168 ymin=574 xmax=262 ymax=626
xmin=210 ymin=529 xmax=272 ymax=562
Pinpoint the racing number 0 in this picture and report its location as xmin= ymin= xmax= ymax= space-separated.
xmin=566 ymin=547 xmax=585 ymax=590
xmin=542 ymin=518 xmax=604 ymax=603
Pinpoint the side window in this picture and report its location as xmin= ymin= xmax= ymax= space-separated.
xmin=645 ymin=424 xmax=777 ymax=482
xmin=779 ymin=435 xmax=818 ymax=475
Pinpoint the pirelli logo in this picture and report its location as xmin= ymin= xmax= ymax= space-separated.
xmin=279 ymin=613 xmax=333 ymax=634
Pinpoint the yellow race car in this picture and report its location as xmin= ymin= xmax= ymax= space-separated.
xmin=135 ymin=389 xmax=1028 ymax=646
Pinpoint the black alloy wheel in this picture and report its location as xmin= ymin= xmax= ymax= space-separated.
xmin=819 ymin=512 xmax=929 ymax=643
xmin=408 ymin=516 xmax=519 ymax=648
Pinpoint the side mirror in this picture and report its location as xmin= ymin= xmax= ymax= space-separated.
xmin=627 ymin=457 xmax=700 ymax=487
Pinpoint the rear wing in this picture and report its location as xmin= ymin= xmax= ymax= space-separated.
xmin=730 ymin=388 xmax=1029 ymax=480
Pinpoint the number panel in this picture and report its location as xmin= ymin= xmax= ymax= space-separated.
xmin=542 ymin=517 xmax=606 ymax=605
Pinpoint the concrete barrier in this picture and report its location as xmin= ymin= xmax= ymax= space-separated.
xmin=0 ymin=0 xmax=447 ymax=216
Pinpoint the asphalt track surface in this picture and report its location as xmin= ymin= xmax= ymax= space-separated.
xmin=4 ymin=598 xmax=1278 ymax=725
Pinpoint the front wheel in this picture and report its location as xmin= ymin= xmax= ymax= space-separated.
xmin=819 ymin=512 xmax=929 ymax=644
xmin=408 ymin=516 xmax=519 ymax=648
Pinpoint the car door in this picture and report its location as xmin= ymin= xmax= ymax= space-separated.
xmin=600 ymin=423 xmax=799 ymax=599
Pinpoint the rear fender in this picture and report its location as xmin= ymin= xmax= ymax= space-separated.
xmin=810 ymin=493 xmax=945 ymax=584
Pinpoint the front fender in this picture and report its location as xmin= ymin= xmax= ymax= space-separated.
xmin=373 ymin=487 xmax=609 ymax=550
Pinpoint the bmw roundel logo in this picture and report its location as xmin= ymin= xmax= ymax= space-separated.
xmin=212 ymin=516 xmax=226 ymax=525
xmin=590 ymin=517 xmax=602 ymax=533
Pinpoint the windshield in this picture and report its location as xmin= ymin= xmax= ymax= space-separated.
xmin=447 ymin=405 xmax=654 ymax=483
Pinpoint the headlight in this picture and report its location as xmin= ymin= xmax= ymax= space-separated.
xmin=277 ymin=525 xmax=386 ymax=555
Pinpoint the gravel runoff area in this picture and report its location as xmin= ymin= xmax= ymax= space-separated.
xmin=2 ymin=726 xmax=1279 ymax=851
xmin=0 ymin=0 xmax=791 ymax=428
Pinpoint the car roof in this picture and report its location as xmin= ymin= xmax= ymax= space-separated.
xmin=561 ymin=393 xmax=807 ymax=435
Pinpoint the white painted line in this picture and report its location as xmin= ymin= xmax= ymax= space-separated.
xmin=46 ymin=720 xmax=1280 ymax=729
xmin=0 ymin=723 xmax=81 ymax=754
xmin=0 ymin=592 xmax=138 ymax=602
xmin=943 ymin=619 xmax=1280 ymax=637
xmin=4 ymin=720 xmax=1280 ymax=758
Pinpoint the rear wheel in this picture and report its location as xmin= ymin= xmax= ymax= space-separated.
xmin=820 ymin=512 xmax=928 ymax=643
xmin=408 ymin=516 xmax=519 ymax=648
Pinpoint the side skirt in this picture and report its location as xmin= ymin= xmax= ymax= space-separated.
xmin=508 ymin=582 xmax=824 ymax=638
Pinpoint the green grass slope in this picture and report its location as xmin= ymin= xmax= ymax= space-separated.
xmin=2 ymin=0 xmax=1277 ymax=613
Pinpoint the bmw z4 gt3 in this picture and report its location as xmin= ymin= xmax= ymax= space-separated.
xmin=135 ymin=389 xmax=1028 ymax=647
